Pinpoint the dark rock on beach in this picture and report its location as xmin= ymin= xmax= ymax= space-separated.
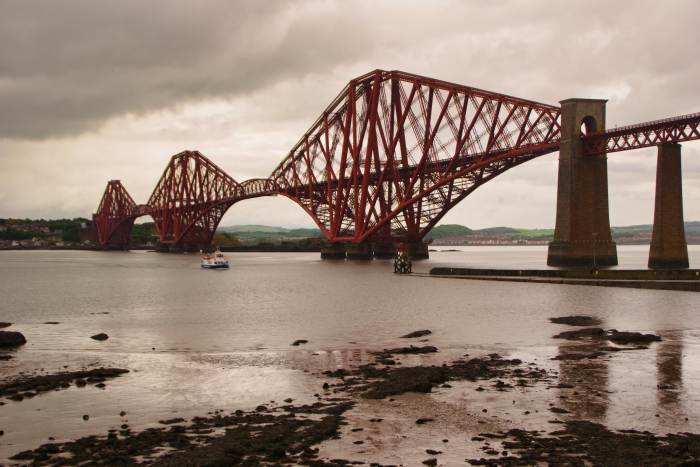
xmin=549 ymin=315 xmax=602 ymax=326
xmin=378 ymin=345 xmax=438 ymax=355
xmin=466 ymin=420 xmax=700 ymax=466
xmin=0 ymin=330 xmax=27 ymax=348
xmin=553 ymin=328 xmax=606 ymax=340
xmin=607 ymin=330 xmax=661 ymax=345
xmin=292 ymin=339 xmax=309 ymax=346
xmin=0 ymin=367 xmax=129 ymax=400
xmin=400 ymin=329 xmax=432 ymax=338
xmin=0 ymin=322 xmax=11 ymax=328
xmin=9 ymin=401 xmax=354 ymax=465
xmin=90 ymin=333 xmax=109 ymax=341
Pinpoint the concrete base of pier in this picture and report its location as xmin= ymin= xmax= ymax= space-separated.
xmin=547 ymin=240 xmax=618 ymax=267
xmin=406 ymin=242 xmax=429 ymax=260
xmin=372 ymin=242 xmax=397 ymax=259
xmin=320 ymin=242 xmax=346 ymax=259
xmin=345 ymin=243 xmax=373 ymax=260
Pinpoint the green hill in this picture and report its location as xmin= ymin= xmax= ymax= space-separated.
xmin=424 ymin=224 xmax=473 ymax=240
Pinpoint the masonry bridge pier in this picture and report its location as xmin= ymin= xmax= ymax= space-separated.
xmin=92 ymin=69 xmax=699 ymax=268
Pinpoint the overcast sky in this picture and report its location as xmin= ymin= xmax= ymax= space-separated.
xmin=1 ymin=0 xmax=698 ymax=229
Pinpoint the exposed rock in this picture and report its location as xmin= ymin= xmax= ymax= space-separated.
xmin=553 ymin=328 xmax=606 ymax=340
xmin=549 ymin=315 xmax=602 ymax=326
xmin=43 ymin=322 xmax=60 ymax=325
xmin=291 ymin=339 xmax=309 ymax=346
xmin=0 ymin=330 xmax=27 ymax=348
xmin=0 ymin=367 xmax=128 ymax=400
xmin=552 ymin=352 xmax=604 ymax=361
xmin=10 ymin=401 xmax=355 ymax=465
xmin=90 ymin=333 xmax=109 ymax=341
xmin=0 ymin=322 xmax=11 ymax=328
xmin=416 ymin=418 xmax=434 ymax=424
xmin=400 ymin=329 xmax=432 ymax=338
xmin=466 ymin=421 xmax=700 ymax=466
xmin=607 ymin=330 xmax=661 ymax=345
xmin=159 ymin=418 xmax=185 ymax=425
xmin=376 ymin=345 xmax=438 ymax=356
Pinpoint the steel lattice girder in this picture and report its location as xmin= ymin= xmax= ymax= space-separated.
xmin=93 ymin=180 xmax=139 ymax=247
xmin=147 ymin=150 xmax=241 ymax=244
xmin=270 ymin=70 xmax=561 ymax=242
xmin=582 ymin=112 xmax=700 ymax=155
xmin=92 ymin=69 xmax=700 ymax=248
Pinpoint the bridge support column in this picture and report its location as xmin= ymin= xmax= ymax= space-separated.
xmin=548 ymin=98 xmax=617 ymax=267
xmin=320 ymin=242 xmax=346 ymax=260
xmin=649 ymin=142 xmax=689 ymax=269
xmin=345 ymin=243 xmax=373 ymax=260
xmin=372 ymin=242 xmax=397 ymax=259
xmin=406 ymin=241 xmax=429 ymax=260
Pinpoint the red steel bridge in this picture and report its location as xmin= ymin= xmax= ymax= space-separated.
xmin=94 ymin=70 xmax=700 ymax=264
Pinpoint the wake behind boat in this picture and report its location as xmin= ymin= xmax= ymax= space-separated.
xmin=201 ymin=249 xmax=229 ymax=269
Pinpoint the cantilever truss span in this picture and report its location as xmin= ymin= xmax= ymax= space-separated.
xmin=93 ymin=69 xmax=700 ymax=248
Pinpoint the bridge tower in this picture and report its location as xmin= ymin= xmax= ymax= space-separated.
xmin=648 ymin=142 xmax=689 ymax=268
xmin=548 ymin=99 xmax=618 ymax=266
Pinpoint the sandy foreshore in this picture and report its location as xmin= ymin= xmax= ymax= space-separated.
xmin=2 ymin=317 xmax=700 ymax=466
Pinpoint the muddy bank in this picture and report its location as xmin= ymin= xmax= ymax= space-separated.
xmin=10 ymin=401 xmax=359 ymax=466
xmin=0 ymin=367 xmax=129 ymax=401
xmin=467 ymin=420 xmax=700 ymax=466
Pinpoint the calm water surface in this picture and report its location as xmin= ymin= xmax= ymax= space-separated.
xmin=0 ymin=246 xmax=699 ymax=462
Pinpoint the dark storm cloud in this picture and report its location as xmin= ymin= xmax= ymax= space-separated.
xmin=1 ymin=0 xmax=699 ymax=140
xmin=0 ymin=0 xmax=367 ymax=139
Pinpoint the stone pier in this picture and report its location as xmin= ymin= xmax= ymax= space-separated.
xmin=548 ymin=98 xmax=618 ymax=267
xmin=345 ymin=243 xmax=373 ymax=260
xmin=406 ymin=241 xmax=429 ymax=260
xmin=649 ymin=142 xmax=689 ymax=269
xmin=320 ymin=242 xmax=346 ymax=259
xmin=372 ymin=242 xmax=397 ymax=259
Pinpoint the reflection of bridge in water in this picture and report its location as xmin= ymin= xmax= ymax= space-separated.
xmin=93 ymin=70 xmax=700 ymax=266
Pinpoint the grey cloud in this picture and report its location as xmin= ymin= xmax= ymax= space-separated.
xmin=2 ymin=0 xmax=698 ymax=140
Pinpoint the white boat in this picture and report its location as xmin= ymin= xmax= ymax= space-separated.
xmin=201 ymin=249 xmax=229 ymax=269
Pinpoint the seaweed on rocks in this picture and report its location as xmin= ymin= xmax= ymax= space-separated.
xmin=0 ymin=367 xmax=129 ymax=401
xmin=466 ymin=420 xmax=700 ymax=466
xmin=334 ymin=354 xmax=550 ymax=399
xmin=10 ymin=401 xmax=355 ymax=466
xmin=553 ymin=328 xmax=606 ymax=340
xmin=607 ymin=330 xmax=661 ymax=345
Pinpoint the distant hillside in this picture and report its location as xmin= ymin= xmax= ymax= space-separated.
xmin=424 ymin=224 xmax=473 ymax=240
xmin=218 ymin=224 xmax=322 ymax=241
xmin=217 ymin=221 xmax=700 ymax=245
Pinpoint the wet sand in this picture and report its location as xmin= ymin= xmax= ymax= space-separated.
xmin=2 ymin=323 xmax=700 ymax=465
